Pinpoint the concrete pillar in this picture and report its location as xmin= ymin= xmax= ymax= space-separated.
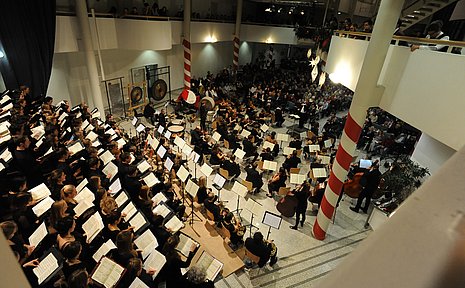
xmin=75 ymin=0 xmax=105 ymax=114
xmin=312 ymin=0 xmax=405 ymax=240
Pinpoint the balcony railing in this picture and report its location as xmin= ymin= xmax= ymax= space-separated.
xmin=333 ymin=30 xmax=465 ymax=54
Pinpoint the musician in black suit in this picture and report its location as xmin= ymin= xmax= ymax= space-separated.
xmin=282 ymin=150 xmax=301 ymax=172
xmin=245 ymin=163 xmax=263 ymax=194
xmin=289 ymin=181 xmax=310 ymax=230
xmin=199 ymin=101 xmax=208 ymax=131
xmin=350 ymin=161 xmax=382 ymax=213
xmin=243 ymin=135 xmax=258 ymax=161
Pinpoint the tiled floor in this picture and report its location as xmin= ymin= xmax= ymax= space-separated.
xmin=119 ymin=106 xmax=373 ymax=287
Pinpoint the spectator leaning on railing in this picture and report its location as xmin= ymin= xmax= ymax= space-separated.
xmin=410 ymin=20 xmax=449 ymax=52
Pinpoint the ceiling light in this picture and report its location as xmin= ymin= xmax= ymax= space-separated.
xmin=301 ymin=11 xmax=304 ymax=15
xmin=0 ymin=51 xmax=4 ymax=58
xmin=265 ymin=7 xmax=272 ymax=12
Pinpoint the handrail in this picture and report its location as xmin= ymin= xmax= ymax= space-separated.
xmin=334 ymin=30 xmax=465 ymax=48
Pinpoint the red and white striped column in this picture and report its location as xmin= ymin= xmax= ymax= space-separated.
xmin=312 ymin=0 xmax=404 ymax=240
xmin=233 ymin=36 xmax=240 ymax=71
xmin=183 ymin=38 xmax=191 ymax=89
xmin=232 ymin=0 xmax=243 ymax=72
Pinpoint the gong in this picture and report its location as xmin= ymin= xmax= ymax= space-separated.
xmin=130 ymin=86 xmax=143 ymax=104
xmin=151 ymin=79 xmax=167 ymax=101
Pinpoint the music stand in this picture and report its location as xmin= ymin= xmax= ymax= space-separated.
xmin=243 ymin=198 xmax=264 ymax=237
xmin=176 ymin=165 xmax=190 ymax=206
xmin=262 ymin=211 xmax=282 ymax=240
xmin=277 ymin=133 xmax=290 ymax=153
xmin=212 ymin=173 xmax=227 ymax=203
xmin=230 ymin=181 xmax=248 ymax=219
xmin=185 ymin=178 xmax=202 ymax=225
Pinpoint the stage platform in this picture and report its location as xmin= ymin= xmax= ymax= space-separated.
xmin=181 ymin=213 xmax=245 ymax=278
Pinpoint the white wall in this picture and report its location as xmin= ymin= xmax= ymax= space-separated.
xmin=47 ymin=54 xmax=72 ymax=103
xmin=325 ymin=36 xmax=465 ymax=150
xmin=239 ymin=41 xmax=253 ymax=65
xmin=191 ymin=42 xmax=234 ymax=79
xmin=411 ymin=133 xmax=456 ymax=175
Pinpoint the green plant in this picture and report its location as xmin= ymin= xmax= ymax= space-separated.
xmin=381 ymin=155 xmax=430 ymax=202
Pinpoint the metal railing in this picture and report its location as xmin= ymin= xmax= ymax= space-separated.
xmin=334 ymin=30 xmax=465 ymax=54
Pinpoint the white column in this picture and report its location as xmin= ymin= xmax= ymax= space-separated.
xmin=75 ymin=0 xmax=105 ymax=114
xmin=234 ymin=0 xmax=243 ymax=37
xmin=313 ymin=0 xmax=405 ymax=240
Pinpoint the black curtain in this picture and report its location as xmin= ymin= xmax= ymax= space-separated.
xmin=0 ymin=0 xmax=56 ymax=99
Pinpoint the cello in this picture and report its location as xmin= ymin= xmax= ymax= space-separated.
xmin=276 ymin=190 xmax=298 ymax=217
xmin=342 ymin=172 xmax=365 ymax=198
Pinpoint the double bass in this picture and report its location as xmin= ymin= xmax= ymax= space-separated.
xmin=276 ymin=192 xmax=298 ymax=217
xmin=342 ymin=172 xmax=365 ymax=198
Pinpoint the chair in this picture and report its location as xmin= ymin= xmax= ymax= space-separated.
xmin=219 ymin=168 xmax=234 ymax=182
xmin=290 ymin=167 xmax=301 ymax=174
xmin=242 ymin=180 xmax=254 ymax=193
xmin=206 ymin=209 xmax=215 ymax=221
xmin=221 ymin=225 xmax=231 ymax=240
xmin=245 ymin=248 xmax=261 ymax=265
xmin=278 ymin=187 xmax=291 ymax=196
xmin=224 ymin=139 xmax=230 ymax=149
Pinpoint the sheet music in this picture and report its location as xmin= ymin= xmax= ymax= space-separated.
xmin=92 ymin=139 xmax=101 ymax=147
xmin=200 ymin=163 xmax=213 ymax=177
xmin=160 ymin=158 xmax=173 ymax=173
xmin=76 ymin=178 xmax=88 ymax=193
xmin=196 ymin=252 xmax=223 ymax=281
xmin=82 ymin=212 xmax=104 ymax=243
xmin=186 ymin=179 xmax=199 ymax=198
xmin=86 ymin=131 xmax=98 ymax=142
xmin=312 ymin=168 xmax=327 ymax=178
xmin=308 ymin=144 xmax=321 ymax=152
xmin=131 ymin=117 xmax=138 ymax=126
xmin=114 ymin=191 xmax=129 ymax=207
xmin=263 ymin=160 xmax=278 ymax=171
xmin=68 ymin=141 xmax=84 ymax=154
xmin=176 ymin=233 xmax=199 ymax=258
xmin=213 ymin=174 xmax=226 ymax=188
xmin=151 ymin=193 xmax=168 ymax=206
xmin=182 ymin=144 xmax=193 ymax=157
xmin=102 ymin=162 xmax=118 ymax=180
xmin=0 ymin=148 xmax=12 ymax=162
xmin=74 ymin=187 xmax=95 ymax=204
xmin=29 ymin=183 xmax=51 ymax=202
xmin=245 ymin=198 xmax=265 ymax=218
xmin=262 ymin=211 xmax=282 ymax=229
xmin=157 ymin=145 xmax=167 ymax=158
xmin=240 ymin=129 xmax=251 ymax=138
xmin=148 ymin=135 xmax=159 ymax=150
xmin=85 ymin=124 xmax=95 ymax=133
xmin=142 ymin=173 xmax=159 ymax=188
xmin=129 ymin=277 xmax=149 ymax=288
xmin=92 ymin=111 xmax=101 ymax=119
xmin=31 ymin=126 xmax=45 ymax=140
xmin=122 ymin=202 xmax=137 ymax=220
xmin=174 ymin=136 xmax=186 ymax=149
xmin=129 ymin=212 xmax=147 ymax=233
xmin=1 ymin=102 xmax=13 ymax=111
xmin=324 ymin=139 xmax=333 ymax=148
xmin=283 ymin=147 xmax=295 ymax=156
xmin=176 ymin=165 xmax=190 ymax=182
xmin=28 ymin=222 xmax=48 ymax=247
xmin=260 ymin=124 xmax=269 ymax=132
xmin=234 ymin=148 xmax=246 ymax=160
xmin=157 ymin=126 xmax=164 ymax=134
xmin=0 ymin=134 xmax=11 ymax=145
xmin=164 ymin=216 xmax=184 ymax=233
xmin=262 ymin=141 xmax=275 ymax=150
xmin=318 ymin=155 xmax=331 ymax=165
xmin=74 ymin=200 xmax=94 ymax=218
xmin=359 ymin=159 xmax=372 ymax=169
xmin=136 ymin=124 xmax=146 ymax=133
xmin=212 ymin=131 xmax=221 ymax=142
xmin=116 ymin=138 xmax=126 ymax=149
xmin=137 ymin=160 xmax=151 ymax=174
xmin=134 ymin=229 xmax=159 ymax=260
xmin=91 ymin=257 xmax=124 ymax=288
xmin=290 ymin=174 xmax=306 ymax=185
xmin=188 ymin=151 xmax=200 ymax=163
xmin=42 ymin=147 xmax=54 ymax=158
xmin=231 ymin=181 xmax=248 ymax=198
xmin=99 ymin=150 xmax=115 ymax=166
xmin=109 ymin=178 xmax=122 ymax=194
xmin=164 ymin=130 xmax=171 ymax=138
xmin=33 ymin=252 xmax=59 ymax=284
xmin=143 ymin=249 xmax=166 ymax=280
xmin=0 ymin=95 xmax=10 ymax=104
xmin=277 ymin=133 xmax=290 ymax=142
xmin=93 ymin=239 xmax=117 ymax=262
xmin=152 ymin=203 xmax=171 ymax=218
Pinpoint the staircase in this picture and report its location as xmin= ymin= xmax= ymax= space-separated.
xmin=400 ymin=0 xmax=459 ymax=30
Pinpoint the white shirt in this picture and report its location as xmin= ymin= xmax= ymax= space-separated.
xmin=419 ymin=32 xmax=449 ymax=51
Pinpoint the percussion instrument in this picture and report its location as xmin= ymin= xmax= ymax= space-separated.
xmin=170 ymin=119 xmax=184 ymax=126
xmin=167 ymin=125 xmax=185 ymax=138
xmin=151 ymin=79 xmax=167 ymax=101
xmin=200 ymin=96 xmax=215 ymax=111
